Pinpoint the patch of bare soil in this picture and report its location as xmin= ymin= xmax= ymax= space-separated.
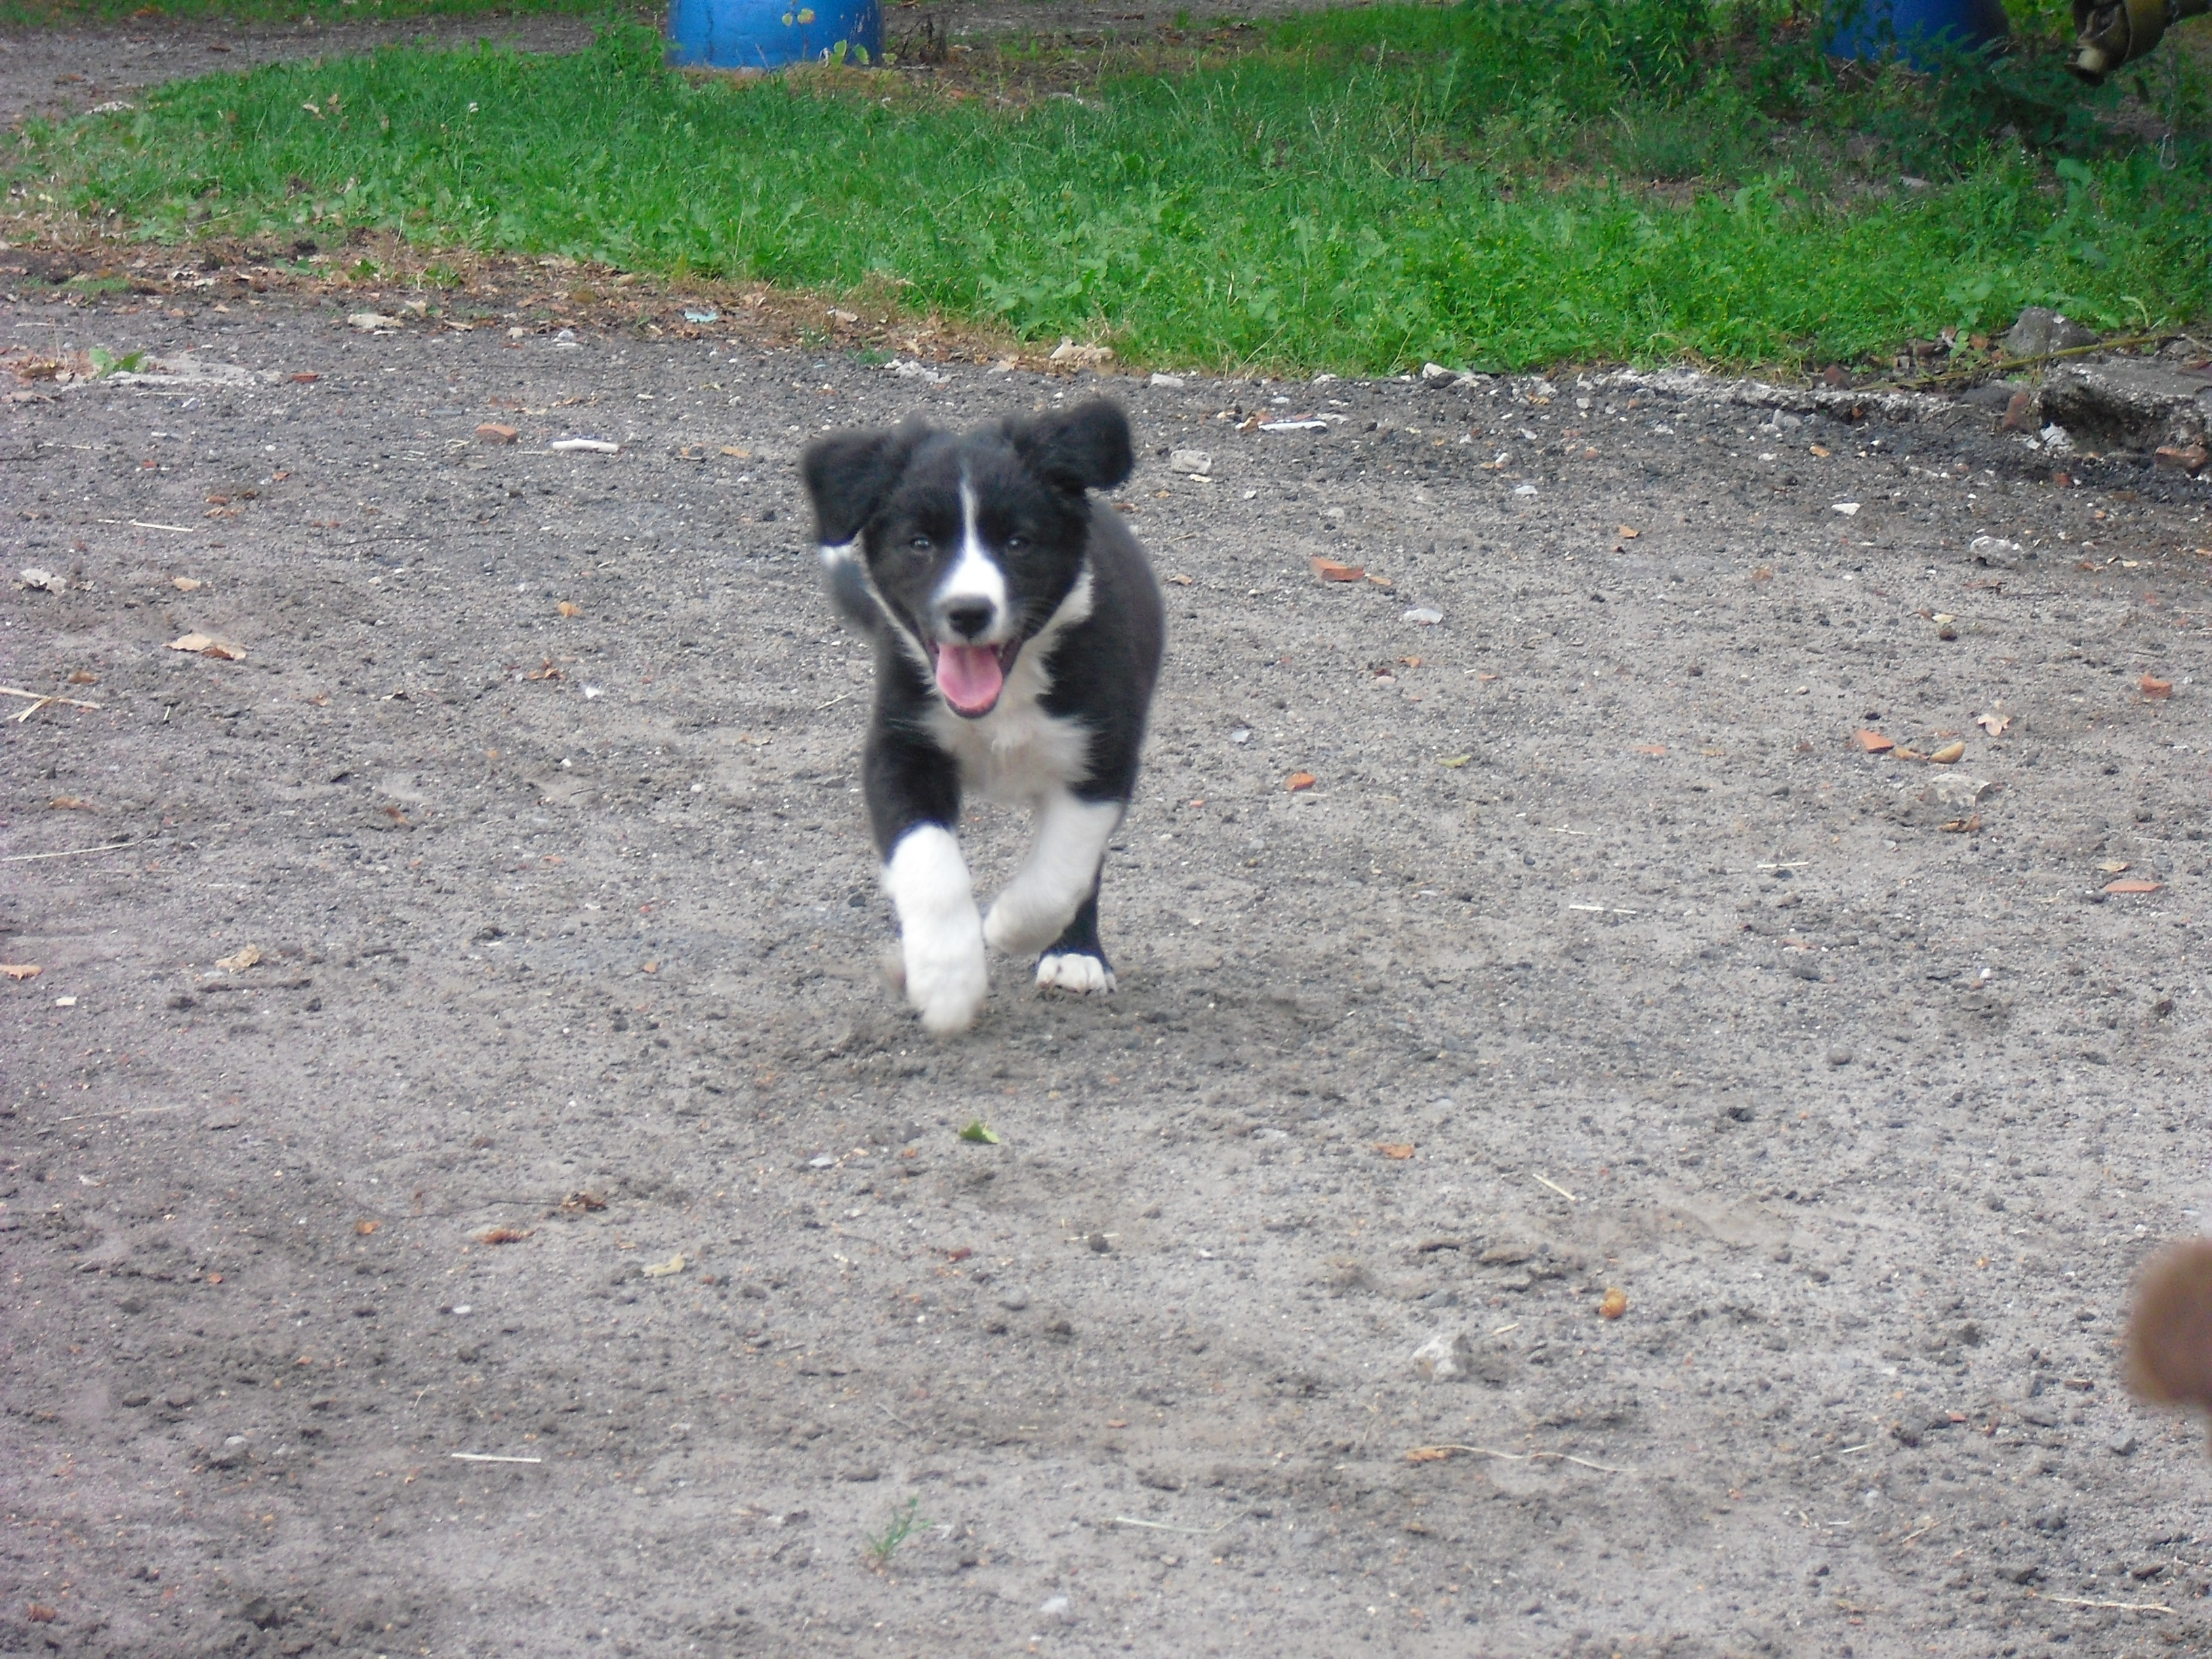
xmin=3 ymin=274 xmax=2212 ymax=1657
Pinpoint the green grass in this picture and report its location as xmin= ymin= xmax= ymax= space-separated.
xmin=0 ymin=0 xmax=628 ymax=30
xmin=9 ymin=4 xmax=2212 ymax=374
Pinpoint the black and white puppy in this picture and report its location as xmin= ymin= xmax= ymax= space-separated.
xmin=801 ymin=399 xmax=1164 ymax=1036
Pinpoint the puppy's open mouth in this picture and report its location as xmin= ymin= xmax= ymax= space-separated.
xmin=933 ymin=640 xmax=1021 ymax=718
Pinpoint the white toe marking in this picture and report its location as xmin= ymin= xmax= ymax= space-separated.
xmin=882 ymin=825 xmax=986 ymax=1035
xmin=985 ymin=791 xmax=1124 ymax=956
xmin=1036 ymin=952 xmax=1115 ymax=995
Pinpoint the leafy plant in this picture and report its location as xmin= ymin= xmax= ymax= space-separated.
xmin=87 ymin=346 xmax=146 ymax=375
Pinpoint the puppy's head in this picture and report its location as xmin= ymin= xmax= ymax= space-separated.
xmin=803 ymin=399 xmax=1132 ymax=718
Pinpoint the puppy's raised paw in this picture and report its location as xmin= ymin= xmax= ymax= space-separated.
xmin=1036 ymin=951 xmax=1115 ymax=996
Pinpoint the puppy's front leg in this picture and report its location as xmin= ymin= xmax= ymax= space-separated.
xmin=872 ymin=735 xmax=986 ymax=1036
xmin=983 ymin=789 xmax=1125 ymax=958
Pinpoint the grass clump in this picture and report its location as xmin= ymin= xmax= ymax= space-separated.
xmin=9 ymin=6 xmax=2212 ymax=373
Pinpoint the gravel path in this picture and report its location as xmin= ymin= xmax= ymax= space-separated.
xmin=2 ymin=273 xmax=2211 ymax=1655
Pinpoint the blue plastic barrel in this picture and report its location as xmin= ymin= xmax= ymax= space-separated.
xmin=1827 ymin=0 xmax=2009 ymax=69
xmin=666 ymin=0 xmax=882 ymax=69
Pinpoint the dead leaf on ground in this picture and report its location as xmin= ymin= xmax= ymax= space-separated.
xmin=719 ymin=445 xmax=752 ymax=459
xmin=2142 ymin=674 xmax=2175 ymax=699
xmin=1600 ymin=1288 xmax=1629 ymax=1320
xmin=1285 ymin=771 xmax=1317 ymax=792
xmin=1928 ymin=741 xmax=1966 ymax=764
xmin=1616 ymin=525 xmax=1639 ymax=539
xmin=2106 ymin=879 xmax=2165 ymax=895
xmin=2100 ymin=860 xmax=2131 ymax=874
xmin=1750 ymin=567 xmax=1774 ymax=583
xmin=382 ymin=805 xmax=411 ymax=827
xmin=355 ymin=1218 xmax=380 ymax=1235
xmin=167 ymin=632 xmax=245 ymax=661
xmin=521 ymin=659 xmax=561 ymax=681
xmin=642 ymin=1252 xmax=687 ymax=1277
xmin=67 ymin=670 xmax=97 ymax=684
xmin=474 ymin=1227 xmax=533 ymax=1246
xmin=1974 ymin=710 xmax=2011 ymax=737
xmin=1439 ymin=754 xmax=1471 ymax=769
xmin=215 ymin=944 xmax=261 ymax=972
xmin=1852 ymin=729 xmax=1894 ymax=754
xmin=48 ymin=796 xmax=95 ymax=811
xmin=556 ymin=600 xmax=581 ymax=618
xmin=26 ymin=1605 xmax=57 ymax=1624
xmin=1940 ymin=815 xmax=1982 ymax=834
xmin=1311 ymin=557 xmax=1364 ymax=583
xmin=1374 ymin=1143 xmax=1416 ymax=1160
xmin=1810 ymin=443 xmax=1832 ymax=457
xmin=1 ymin=964 xmax=43 ymax=981
xmin=1399 ymin=656 xmax=1422 ymax=668
xmin=1165 ymin=573 xmax=1193 ymax=586
xmin=1406 ymin=1446 xmax=1456 ymax=1464
xmin=561 ymin=1190 xmax=607 ymax=1212
xmin=1633 ymin=743 xmax=1668 ymax=757
xmin=1476 ymin=672 xmax=1500 ymax=682
xmin=1364 ymin=573 xmax=1394 ymax=589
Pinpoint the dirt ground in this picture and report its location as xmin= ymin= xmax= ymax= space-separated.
xmin=6 ymin=27 xmax=2212 ymax=1659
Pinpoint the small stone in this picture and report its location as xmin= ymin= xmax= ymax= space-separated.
xmin=1411 ymin=1328 xmax=1475 ymax=1381
xmin=475 ymin=422 xmax=518 ymax=445
xmin=1168 ymin=449 xmax=1211 ymax=476
xmin=2110 ymin=1431 xmax=2139 ymax=1456
xmin=163 ymin=1389 xmax=196 ymax=1408
xmin=998 ymin=1288 xmax=1030 ymax=1311
xmin=1037 ymin=1595 xmax=1072 ymax=1622
xmin=1402 ymin=607 xmax=1443 ymax=626
xmin=1420 ymin=362 xmax=1463 ymax=388
xmin=2156 ymin=443 xmax=2209 ymax=476
xmin=1086 ymin=1232 xmax=1111 ymax=1253
xmin=18 ymin=567 xmax=62 ymax=593
xmin=348 ymin=311 xmax=401 ymax=333
xmin=1998 ymin=388 xmax=2038 ymax=432
xmin=1149 ymin=373 xmax=1186 ymax=389
xmin=1969 ymin=535 xmax=2024 ymax=570
xmin=201 ymin=1109 xmax=243 ymax=1130
xmin=2003 ymin=307 xmax=2097 ymax=359
xmin=120 ymin=1391 xmax=151 ymax=1408
xmin=1826 ymin=1046 xmax=1853 ymax=1067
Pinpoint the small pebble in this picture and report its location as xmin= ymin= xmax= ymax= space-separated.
xmin=1826 ymin=1046 xmax=1853 ymax=1067
xmin=999 ymin=1288 xmax=1030 ymax=1311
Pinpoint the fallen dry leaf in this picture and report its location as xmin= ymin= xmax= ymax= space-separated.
xmin=26 ymin=1605 xmax=57 ymax=1624
xmin=1374 ymin=1143 xmax=1416 ymax=1160
xmin=521 ymin=659 xmax=561 ymax=681
xmin=354 ymin=1218 xmax=381 ymax=1235
xmin=642 ymin=1252 xmax=687 ymax=1277
xmin=381 ymin=805 xmax=411 ymax=827
xmin=1405 ymin=1446 xmax=1456 ymax=1465
xmin=290 ymin=371 xmax=320 ymax=384
xmin=1600 ymin=1288 xmax=1629 ymax=1320
xmin=720 ymin=445 xmax=752 ymax=459
xmin=215 ymin=944 xmax=262 ymax=972
xmin=474 ymin=1227 xmax=533 ymax=1246
xmin=475 ymin=422 xmax=519 ymax=445
xmin=1616 ymin=525 xmax=1639 ymax=539
xmin=1165 ymin=573 xmax=1193 ymax=586
xmin=1285 ymin=772 xmax=1317 ymax=792
xmin=1476 ymin=672 xmax=1500 ymax=682
xmin=1633 ymin=743 xmax=1668 ymax=757
xmin=1927 ymin=741 xmax=1966 ymax=764
xmin=167 ymin=632 xmax=246 ymax=661
xmin=67 ymin=670 xmax=97 ymax=684
xmin=1311 ymin=557 xmax=1364 ymax=583
xmin=1852 ymin=729 xmax=1895 ymax=754
xmin=1940 ymin=815 xmax=1982 ymax=834
xmin=1363 ymin=573 xmax=1394 ymax=589
xmin=2100 ymin=860 xmax=2131 ymax=874
xmin=47 ymin=796 xmax=95 ymax=811
xmin=1439 ymin=754 xmax=1471 ymax=769
xmin=561 ymin=1190 xmax=607 ymax=1212
xmin=1 ymin=964 xmax=43 ymax=981
xmin=1810 ymin=443 xmax=1832 ymax=457
xmin=1399 ymin=656 xmax=1422 ymax=669
xmin=1973 ymin=710 xmax=2011 ymax=737
xmin=1750 ymin=566 xmax=1774 ymax=583
xmin=556 ymin=600 xmax=581 ymax=618
xmin=2106 ymin=879 xmax=2165 ymax=895
xmin=2142 ymin=674 xmax=2175 ymax=699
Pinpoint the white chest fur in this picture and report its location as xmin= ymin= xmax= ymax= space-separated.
xmin=922 ymin=565 xmax=1095 ymax=806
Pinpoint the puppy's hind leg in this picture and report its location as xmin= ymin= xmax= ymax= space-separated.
xmin=1034 ymin=885 xmax=1116 ymax=995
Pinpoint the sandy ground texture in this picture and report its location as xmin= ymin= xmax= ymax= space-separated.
xmin=3 ymin=274 xmax=2212 ymax=1659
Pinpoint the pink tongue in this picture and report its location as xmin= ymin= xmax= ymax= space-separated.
xmin=935 ymin=644 xmax=1005 ymax=714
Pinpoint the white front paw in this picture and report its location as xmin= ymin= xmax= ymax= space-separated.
xmin=984 ymin=892 xmax=1067 ymax=958
xmin=1036 ymin=951 xmax=1115 ymax=995
xmin=905 ymin=922 xmax=987 ymax=1034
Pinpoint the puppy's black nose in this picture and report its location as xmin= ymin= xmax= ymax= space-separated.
xmin=940 ymin=600 xmax=996 ymax=641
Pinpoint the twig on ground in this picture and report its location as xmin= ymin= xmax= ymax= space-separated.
xmin=0 ymin=840 xmax=136 ymax=863
xmin=2032 ymin=1593 xmax=2175 ymax=1614
xmin=449 ymin=1452 xmax=541 ymax=1465
xmin=1109 ymin=1516 xmax=1227 ymax=1534
xmin=1404 ymin=1444 xmax=1634 ymax=1475
xmin=1532 ymin=1173 xmax=1579 ymax=1202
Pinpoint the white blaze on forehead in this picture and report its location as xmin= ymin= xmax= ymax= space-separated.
xmin=931 ymin=476 xmax=1010 ymax=635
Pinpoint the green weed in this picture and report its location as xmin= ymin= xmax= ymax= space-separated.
xmin=9 ymin=9 xmax=2211 ymax=373
xmin=863 ymin=1496 xmax=926 ymax=1568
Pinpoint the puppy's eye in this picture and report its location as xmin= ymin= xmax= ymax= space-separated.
xmin=1004 ymin=535 xmax=1027 ymax=552
xmin=907 ymin=536 xmax=933 ymax=553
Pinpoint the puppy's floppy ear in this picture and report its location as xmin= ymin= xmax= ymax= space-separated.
xmin=802 ymin=423 xmax=919 ymax=546
xmin=1008 ymin=398 xmax=1134 ymax=494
